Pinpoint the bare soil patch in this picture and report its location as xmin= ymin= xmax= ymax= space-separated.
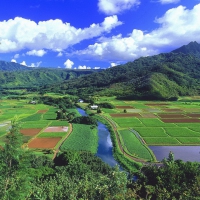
xmin=162 ymin=109 xmax=183 ymax=112
xmin=20 ymin=128 xmax=42 ymax=136
xmin=37 ymin=110 xmax=48 ymax=113
xmin=158 ymin=114 xmax=187 ymax=118
xmin=140 ymin=113 xmax=157 ymax=118
xmin=110 ymin=113 xmax=141 ymax=118
xmin=44 ymin=126 xmax=68 ymax=132
xmin=186 ymin=114 xmax=200 ymax=118
xmin=161 ymin=118 xmax=200 ymax=123
xmin=116 ymin=106 xmax=134 ymax=109
xmin=28 ymin=137 xmax=61 ymax=148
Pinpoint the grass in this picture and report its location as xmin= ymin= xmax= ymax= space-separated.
xmin=112 ymin=118 xmax=144 ymax=127
xmin=38 ymin=132 xmax=67 ymax=138
xmin=119 ymin=129 xmax=153 ymax=161
xmin=20 ymin=120 xmax=50 ymax=128
xmin=164 ymin=127 xmax=200 ymax=137
xmin=60 ymin=124 xmax=98 ymax=153
xmin=134 ymin=127 xmax=168 ymax=137
xmin=176 ymin=137 xmax=200 ymax=145
xmin=139 ymin=118 xmax=177 ymax=127
xmin=144 ymin=137 xmax=180 ymax=145
xmin=50 ymin=120 xmax=69 ymax=126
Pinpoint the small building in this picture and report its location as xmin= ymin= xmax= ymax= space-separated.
xmin=78 ymin=99 xmax=84 ymax=103
xmin=90 ymin=105 xmax=98 ymax=109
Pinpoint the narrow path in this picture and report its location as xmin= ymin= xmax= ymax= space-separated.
xmin=52 ymin=123 xmax=73 ymax=160
xmin=100 ymin=115 xmax=161 ymax=165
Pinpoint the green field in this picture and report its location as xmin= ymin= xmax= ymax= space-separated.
xmin=60 ymin=124 xmax=98 ymax=153
xmin=119 ymin=129 xmax=154 ymax=161
xmin=133 ymin=127 xmax=168 ymax=137
xmin=38 ymin=132 xmax=67 ymax=138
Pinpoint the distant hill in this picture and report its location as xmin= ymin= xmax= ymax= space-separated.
xmin=44 ymin=51 xmax=200 ymax=100
xmin=0 ymin=61 xmax=32 ymax=71
xmin=0 ymin=62 xmax=96 ymax=88
xmin=172 ymin=41 xmax=200 ymax=59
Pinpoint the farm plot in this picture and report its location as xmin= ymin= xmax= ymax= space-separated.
xmin=20 ymin=113 xmax=43 ymax=122
xmin=50 ymin=120 xmax=69 ymax=126
xmin=21 ymin=120 xmax=50 ymax=128
xmin=144 ymin=137 xmax=180 ymax=145
xmin=38 ymin=132 xmax=67 ymax=138
xmin=43 ymin=126 xmax=68 ymax=132
xmin=162 ymin=109 xmax=183 ymax=112
xmin=134 ymin=127 xmax=168 ymax=137
xmin=139 ymin=118 xmax=177 ymax=127
xmin=186 ymin=114 xmax=200 ymax=118
xmin=140 ymin=113 xmax=157 ymax=118
xmin=20 ymin=128 xmax=42 ymax=136
xmin=158 ymin=114 xmax=188 ymax=118
xmin=28 ymin=138 xmax=61 ymax=148
xmin=161 ymin=118 xmax=200 ymax=123
xmin=110 ymin=113 xmax=141 ymax=118
xmin=60 ymin=124 xmax=98 ymax=153
xmin=116 ymin=106 xmax=134 ymax=109
xmin=164 ymin=128 xmax=200 ymax=137
xmin=119 ymin=129 xmax=153 ymax=161
xmin=176 ymin=138 xmax=200 ymax=145
xmin=112 ymin=118 xmax=144 ymax=127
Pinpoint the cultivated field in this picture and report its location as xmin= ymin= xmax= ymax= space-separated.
xmin=97 ymin=96 xmax=200 ymax=146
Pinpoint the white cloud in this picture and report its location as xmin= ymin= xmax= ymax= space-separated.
xmin=75 ymin=4 xmax=200 ymax=62
xmin=159 ymin=0 xmax=180 ymax=4
xmin=98 ymin=0 xmax=140 ymax=15
xmin=110 ymin=62 xmax=118 ymax=67
xmin=11 ymin=59 xmax=17 ymax=63
xmin=64 ymin=59 xmax=74 ymax=69
xmin=29 ymin=61 xmax=42 ymax=67
xmin=26 ymin=49 xmax=47 ymax=57
xmin=57 ymin=52 xmax=63 ymax=57
xmin=14 ymin=54 xmax=19 ymax=59
xmin=0 ymin=16 xmax=122 ymax=53
xmin=78 ymin=65 xmax=91 ymax=69
xmin=94 ymin=67 xmax=101 ymax=69
xmin=20 ymin=61 xmax=27 ymax=66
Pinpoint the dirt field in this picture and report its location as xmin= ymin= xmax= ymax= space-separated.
xmin=161 ymin=118 xmax=200 ymax=123
xmin=110 ymin=113 xmax=141 ymax=117
xmin=158 ymin=114 xmax=188 ymax=118
xmin=186 ymin=114 xmax=200 ymax=118
xmin=20 ymin=129 xmax=42 ymax=136
xmin=28 ymin=137 xmax=61 ymax=148
xmin=44 ymin=126 xmax=68 ymax=132
xmin=116 ymin=106 xmax=134 ymax=109
xmin=140 ymin=113 xmax=157 ymax=118
xmin=37 ymin=110 xmax=48 ymax=113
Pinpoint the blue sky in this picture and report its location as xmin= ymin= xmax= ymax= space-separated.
xmin=0 ymin=0 xmax=199 ymax=69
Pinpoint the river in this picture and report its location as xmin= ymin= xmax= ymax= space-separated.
xmin=77 ymin=108 xmax=119 ymax=167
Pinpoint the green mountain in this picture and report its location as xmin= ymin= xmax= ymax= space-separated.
xmin=45 ymin=51 xmax=200 ymax=100
xmin=0 ymin=65 xmax=96 ymax=89
xmin=0 ymin=60 xmax=32 ymax=71
xmin=172 ymin=41 xmax=200 ymax=59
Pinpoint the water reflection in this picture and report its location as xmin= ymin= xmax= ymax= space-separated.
xmin=149 ymin=146 xmax=200 ymax=162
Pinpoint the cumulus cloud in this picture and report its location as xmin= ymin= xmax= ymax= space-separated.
xmin=26 ymin=49 xmax=47 ymax=57
xmin=0 ymin=16 xmax=122 ymax=53
xmin=98 ymin=0 xmax=140 ymax=15
xmin=11 ymin=59 xmax=17 ymax=63
xmin=29 ymin=61 xmax=42 ymax=67
xmin=14 ymin=54 xmax=19 ymax=59
xmin=57 ymin=52 xmax=63 ymax=57
xmin=94 ymin=66 xmax=101 ymax=69
xmin=78 ymin=65 xmax=91 ymax=69
xmin=20 ymin=61 xmax=27 ymax=66
xmin=159 ymin=0 xmax=180 ymax=4
xmin=64 ymin=59 xmax=74 ymax=69
xmin=74 ymin=4 xmax=200 ymax=62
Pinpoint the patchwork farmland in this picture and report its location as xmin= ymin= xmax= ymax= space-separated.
xmin=97 ymin=97 xmax=200 ymax=147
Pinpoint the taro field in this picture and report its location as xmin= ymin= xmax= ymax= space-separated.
xmin=99 ymin=97 xmax=200 ymax=146
xmin=0 ymin=99 xmax=73 ymax=151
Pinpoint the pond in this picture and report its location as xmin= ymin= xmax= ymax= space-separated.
xmin=149 ymin=146 xmax=200 ymax=162
xmin=77 ymin=108 xmax=119 ymax=167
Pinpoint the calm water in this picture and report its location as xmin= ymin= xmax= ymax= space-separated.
xmin=77 ymin=108 xmax=119 ymax=167
xmin=149 ymin=146 xmax=200 ymax=162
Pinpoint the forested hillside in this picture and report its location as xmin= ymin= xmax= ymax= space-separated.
xmin=45 ymin=52 xmax=200 ymax=100
xmin=0 ymin=61 xmax=31 ymax=71
xmin=0 ymin=67 xmax=96 ymax=88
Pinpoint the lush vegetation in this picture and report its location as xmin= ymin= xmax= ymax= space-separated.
xmin=60 ymin=124 xmax=98 ymax=153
